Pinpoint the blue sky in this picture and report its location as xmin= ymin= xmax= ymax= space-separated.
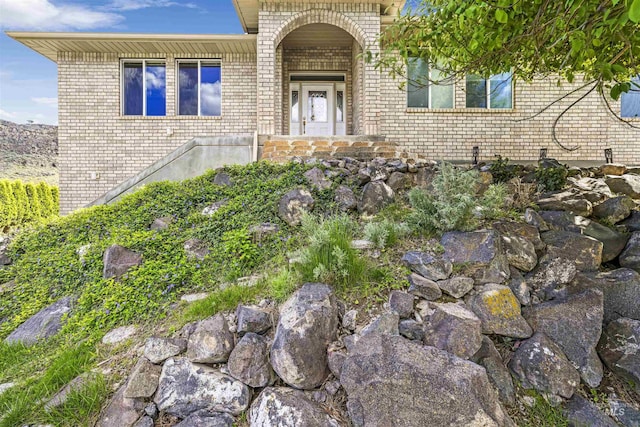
xmin=0 ymin=0 xmax=244 ymax=125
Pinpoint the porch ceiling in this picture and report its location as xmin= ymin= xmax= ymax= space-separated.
xmin=281 ymin=24 xmax=354 ymax=48
xmin=232 ymin=0 xmax=406 ymax=33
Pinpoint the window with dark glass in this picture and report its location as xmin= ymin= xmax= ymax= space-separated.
xmin=621 ymin=75 xmax=640 ymax=118
xmin=407 ymin=58 xmax=454 ymax=108
xmin=466 ymin=73 xmax=513 ymax=109
xmin=178 ymin=60 xmax=221 ymax=116
xmin=122 ymin=60 xmax=166 ymax=116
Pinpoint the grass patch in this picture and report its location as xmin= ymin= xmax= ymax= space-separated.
xmin=41 ymin=374 xmax=108 ymax=427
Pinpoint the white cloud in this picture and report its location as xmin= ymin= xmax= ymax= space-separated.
xmin=0 ymin=0 xmax=123 ymax=31
xmin=0 ymin=109 xmax=17 ymax=120
xmin=31 ymin=97 xmax=58 ymax=107
xmin=201 ymin=81 xmax=221 ymax=116
xmin=105 ymin=0 xmax=197 ymax=11
xmin=146 ymin=66 xmax=166 ymax=90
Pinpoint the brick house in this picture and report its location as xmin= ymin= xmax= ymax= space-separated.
xmin=8 ymin=0 xmax=640 ymax=213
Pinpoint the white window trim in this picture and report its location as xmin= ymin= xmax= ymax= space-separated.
xmin=120 ymin=59 xmax=166 ymax=116
xmin=465 ymin=74 xmax=514 ymax=110
xmin=176 ymin=59 xmax=222 ymax=117
xmin=406 ymin=60 xmax=455 ymax=109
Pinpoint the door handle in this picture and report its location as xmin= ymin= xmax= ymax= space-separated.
xmin=303 ymin=117 xmax=306 ymax=134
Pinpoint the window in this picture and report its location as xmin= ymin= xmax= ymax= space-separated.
xmin=178 ymin=60 xmax=221 ymax=116
xmin=122 ymin=60 xmax=166 ymax=116
xmin=621 ymin=75 xmax=640 ymax=118
xmin=466 ymin=73 xmax=513 ymax=109
xmin=407 ymin=58 xmax=454 ymax=108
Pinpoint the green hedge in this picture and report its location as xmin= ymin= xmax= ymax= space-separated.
xmin=0 ymin=180 xmax=58 ymax=228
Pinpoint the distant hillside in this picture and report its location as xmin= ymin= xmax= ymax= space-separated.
xmin=0 ymin=120 xmax=58 ymax=185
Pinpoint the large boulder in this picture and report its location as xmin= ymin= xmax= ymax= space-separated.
xmin=5 ymin=297 xmax=73 ymax=345
xmin=523 ymin=289 xmax=604 ymax=387
xmin=270 ymin=283 xmax=339 ymax=389
xmin=103 ymin=244 xmax=142 ymax=279
xmin=597 ymin=317 xmax=640 ymax=394
xmin=468 ymin=284 xmax=532 ymax=338
xmin=508 ymin=333 xmax=580 ymax=404
xmin=249 ymin=387 xmax=339 ymax=427
xmin=143 ymin=337 xmax=187 ymax=365
xmin=493 ymin=221 xmax=544 ymax=252
xmin=174 ymin=411 xmax=234 ymax=427
xmin=593 ymin=196 xmax=635 ymax=224
xmin=235 ymin=305 xmax=272 ymax=335
xmin=123 ymin=357 xmax=161 ymax=399
xmin=407 ymin=273 xmax=442 ymax=300
xmin=401 ymin=251 xmax=452 ymax=281
xmin=226 ymin=332 xmax=273 ymax=388
xmin=568 ymin=268 xmax=640 ymax=322
xmin=278 ymin=189 xmax=315 ymax=226
xmin=441 ymin=230 xmax=510 ymax=284
xmin=606 ymin=174 xmax=640 ymax=198
xmin=569 ymin=177 xmax=614 ymax=199
xmin=471 ymin=336 xmax=516 ymax=406
xmin=620 ymin=231 xmax=640 ymax=272
xmin=334 ymin=185 xmax=357 ymax=212
xmin=526 ymin=258 xmax=578 ymax=302
xmin=186 ymin=314 xmax=234 ymax=364
xmin=154 ymin=358 xmax=250 ymax=418
xmin=183 ymin=238 xmax=210 ymax=260
xmin=423 ymin=303 xmax=483 ymax=359
xmin=340 ymin=334 xmax=514 ymax=427
xmin=563 ymin=395 xmax=619 ymax=427
xmin=304 ymin=167 xmax=331 ymax=190
xmin=540 ymin=230 xmax=602 ymax=271
xmin=437 ymin=276 xmax=474 ymax=298
xmin=536 ymin=191 xmax=593 ymax=217
xmin=97 ymin=385 xmax=146 ymax=427
xmin=618 ymin=210 xmax=640 ymax=232
xmin=358 ymin=181 xmax=394 ymax=215
xmin=500 ymin=233 xmax=538 ymax=272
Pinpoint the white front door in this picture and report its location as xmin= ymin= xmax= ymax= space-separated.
xmin=302 ymin=84 xmax=334 ymax=136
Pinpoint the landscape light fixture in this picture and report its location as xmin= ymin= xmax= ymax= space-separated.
xmin=604 ymin=148 xmax=613 ymax=164
xmin=472 ymin=146 xmax=479 ymax=165
xmin=539 ymin=148 xmax=547 ymax=160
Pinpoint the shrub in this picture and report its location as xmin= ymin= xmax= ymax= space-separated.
xmin=37 ymin=182 xmax=56 ymax=217
xmin=407 ymin=162 xmax=508 ymax=234
xmin=11 ymin=181 xmax=29 ymax=224
xmin=24 ymin=183 xmax=42 ymax=221
xmin=489 ymin=155 xmax=520 ymax=183
xmin=294 ymin=213 xmax=367 ymax=288
xmin=535 ymin=165 xmax=567 ymax=192
xmin=0 ymin=180 xmax=16 ymax=228
xmin=0 ymin=180 xmax=59 ymax=229
xmin=363 ymin=219 xmax=410 ymax=249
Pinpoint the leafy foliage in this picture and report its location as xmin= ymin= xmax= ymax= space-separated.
xmin=489 ymin=156 xmax=521 ymax=183
xmin=363 ymin=219 xmax=410 ymax=249
xmin=535 ymin=165 xmax=568 ymax=191
xmin=0 ymin=179 xmax=58 ymax=228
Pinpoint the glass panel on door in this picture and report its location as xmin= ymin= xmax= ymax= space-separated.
xmin=308 ymin=91 xmax=328 ymax=122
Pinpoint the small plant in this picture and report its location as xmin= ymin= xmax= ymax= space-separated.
xmin=221 ymin=228 xmax=260 ymax=278
xmin=535 ymin=165 xmax=567 ymax=192
xmin=293 ymin=213 xmax=367 ymax=288
xmin=479 ymin=183 xmax=509 ymax=219
xmin=363 ymin=219 xmax=410 ymax=249
xmin=510 ymin=178 xmax=538 ymax=211
xmin=489 ymin=155 xmax=519 ymax=183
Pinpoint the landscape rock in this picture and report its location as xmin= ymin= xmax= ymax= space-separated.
xmin=123 ymin=357 xmax=161 ymax=399
xmin=407 ymin=273 xmax=442 ymax=300
xmin=226 ymin=332 xmax=273 ymax=388
xmin=150 ymin=216 xmax=173 ymax=230
xmin=201 ymin=200 xmax=227 ymax=216
xmin=401 ymin=251 xmax=452 ymax=281
xmin=620 ymin=231 xmax=640 ymax=272
xmin=278 ymin=189 xmax=315 ymax=226
xmin=569 ymin=177 xmax=614 ymax=199
xmin=424 ymin=303 xmax=483 ymax=359
xmin=97 ymin=385 xmax=146 ymax=427
xmin=508 ymin=267 xmax=531 ymax=306
xmin=248 ymin=223 xmax=279 ymax=241
xmin=360 ymin=312 xmax=399 ymax=336
xmin=437 ymin=276 xmax=474 ymax=298
xmin=523 ymin=289 xmax=604 ymax=387
xmin=526 ymin=258 xmax=578 ymax=301
xmin=174 ymin=411 xmax=234 ymax=427
xmin=327 ymin=350 xmax=346 ymax=378
xmin=5 ymin=296 xmax=72 ymax=345
xmin=213 ymin=171 xmax=233 ymax=187
xmin=270 ymin=283 xmax=339 ymax=389
xmin=143 ymin=337 xmax=187 ymax=364
xmin=537 ymin=191 xmax=593 ymax=216
xmin=133 ymin=416 xmax=154 ymax=427
xmin=0 ymin=237 xmax=10 ymax=265
xmin=45 ymin=372 xmax=97 ymax=410
xmin=342 ymin=309 xmax=357 ymax=331
xmin=358 ymin=181 xmax=394 ymax=215
xmin=618 ymin=210 xmax=640 ymax=232
xmin=541 ymin=230 xmax=602 ymax=271
xmin=524 ymin=208 xmax=549 ymax=232
xmin=154 ymin=358 xmax=250 ymax=418
xmin=304 ymin=167 xmax=331 ymax=190
xmin=102 ymin=325 xmax=137 ymax=345
xmin=249 ymin=387 xmax=339 ymax=427
xmin=471 ymin=336 xmax=516 ymax=406
xmin=600 ymin=163 xmax=627 ymax=176
xmin=186 ymin=314 xmax=234 ymax=364
xmin=593 ymin=196 xmax=635 ymax=224
xmin=508 ymin=333 xmax=580 ymax=404
xmin=184 ymin=238 xmax=210 ymax=261
xmin=334 ymin=185 xmax=357 ymax=211
xmin=606 ymin=174 xmax=640 ymax=198
xmin=442 ymin=230 xmax=510 ymax=284
xmin=563 ymin=395 xmax=618 ymax=427
xmin=340 ymin=334 xmax=514 ymax=427
xmin=500 ymin=233 xmax=538 ymax=272
xmin=103 ymin=244 xmax=142 ymax=279
xmin=493 ymin=220 xmax=545 ymax=252
xmin=387 ymin=171 xmax=409 ymax=191
xmin=388 ymin=290 xmax=414 ymax=318
xmin=0 ymin=382 xmax=14 ymax=396
xmin=398 ymin=319 xmax=425 ymax=341
xmin=468 ymin=284 xmax=533 ymax=338
xmin=609 ymin=398 xmax=640 ymax=427
xmin=235 ymin=305 xmax=271 ymax=335
xmin=597 ymin=317 xmax=640 ymax=394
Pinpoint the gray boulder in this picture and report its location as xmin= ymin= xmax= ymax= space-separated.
xmin=201 ymin=200 xmax=227 ymax=216
xmin=424 ymin=303 xmax=483 ymax=359
xmin=407 ymin=273 xmax=442 ymax=300
xmin=249 ymin=387 xmax=339 ymax=427
xmin=213 ymin=171 xmax=233 ymax=187
xmin=360 ymin=312 xmax=399 ymax=336
xmin=103 ymin=244 xmax=142 ymax=279
xmin=270 ymin=283 xmax=339 ymax=389
xmin=154 ymin=358 xmax=250 ymax=418
xmin=508 ymin=267 xmax=531 ymax=306
xmin=597 ymin=317 xmax=640 ymax=394
xmin=606 ymin=174 xmax=640 ymax=198
xmin=304 ymin=167 xmax=331 ymax=190
xmin=508 ymin=333 xmax=580 ymax=404
xmin=471 ymin=336 xmax=516 ymax=406
xmin=401 ymin=251 xmax=452 ymax=281
xmin=340 ymin=334 xmax=514 ymax=427
xmin=541 ymin=230 xmax=602 ymax=271
xmin=358 ymin=181 xmax=394 ymax=215
xmin=398 ymin=319 xmax=425 ymax=341
xmin=437 ymin=276 xmax=474 ymax=298
xmin=150 ymin=216 xmax=173 ymax=230
xmin=618 ymin=210 xmax=640 ymax=232
xmin=620 ymin=231 xmax=640 ymax=272
xmin=102 ymin=325 xmax=137 ymax=345
xmin=523 ymin=289 xmax=604 ymax=387
xmin=526 ymin=258 xmax=578 ymax=302
xmin=226 ymin=332 xmax=273 ymax=388
xmin=493 ymin=220 xmax=545 ymax=251
xmin=537 ymin=191 xmax=593 ymax=216
xmin=387 ymin=171 xmax=409 ymax=191
xmin=468 ymin=284 xmax=532 ymax=338
xmin=388 ymin=291 xmax=414 ymax=318
xmin=569 ymin=177 xmax=614 ymax=199
xmin=123 ymin=357 xmax=161 ymax=399
xmin=235 ymin=305 xmax=271 ymax=335
xmin=186 ymin=314 xmax=234 ymax=364
xmin=524 ymin=208 xmax=550 ymax=232
xmin=133 ymin=416 xmax=154 ymax=427
xmin=97 ymin=385 xmax=146 ymax=427
xmin=564 ymin=395 xmax=618 ymax=427
xmin=593 ymin=196 xmax=635 ymax=224
xmin=5 ymin=296 xmax=72 ymax=345
xmin=609 ymin=398 xmax=640 ymax=427
xmin=278 ymin=189 xmax=315 ymax=226
xmin=442 ymin=230 xmax=510 ymax=284
xmin=143 ymin=337 xmax=187 ymax=365
xmin=174 ymin=411 xmax=234 ymax=427
xmin=184 ymin=238 xmax=210 ymax=261
xmin=500 ymin=233 xmax=538 ymax=272
xmin=334 ymin=185 xmax=357 ymax=211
